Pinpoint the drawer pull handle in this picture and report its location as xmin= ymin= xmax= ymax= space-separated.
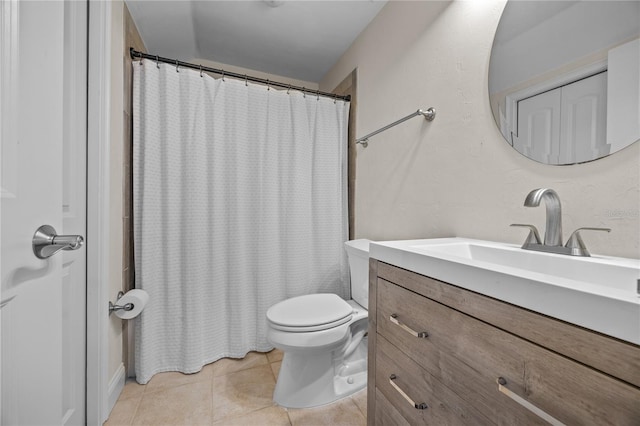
xmin=390 ymin=314 xmax=428 ymax=338
xmin=497 ymin=377 xmax=565 ymax=426
xmin=390 ymin=374 xmax=428 ymax=410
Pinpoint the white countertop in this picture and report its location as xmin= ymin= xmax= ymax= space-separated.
xmin=370 ymin=238 xmax=640 ymax=345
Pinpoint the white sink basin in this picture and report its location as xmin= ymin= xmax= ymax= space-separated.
xmin=370 ymin=238 xmax=640 ymax=344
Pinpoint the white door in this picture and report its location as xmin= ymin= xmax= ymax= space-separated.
xmin=1 ymin=1 xmax=87 ymax=425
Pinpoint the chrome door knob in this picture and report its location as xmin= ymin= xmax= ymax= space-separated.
xmin=32 ymin=225 xmax=84 ymax=259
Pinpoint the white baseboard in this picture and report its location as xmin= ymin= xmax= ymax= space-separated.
xmin=107 ymin=363 xmax=126 ymax=417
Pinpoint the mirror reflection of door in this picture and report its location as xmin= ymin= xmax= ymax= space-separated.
xmin=489 ymin=1 xmax=640 ymax=165
xmin=514 ymin=72 xmax=608 ymax=164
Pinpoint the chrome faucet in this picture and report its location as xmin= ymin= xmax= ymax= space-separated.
xmin=511 ymin=188 xmax=610 ymax=257
xmin=524 ymin=188 xmax=563 ymax=246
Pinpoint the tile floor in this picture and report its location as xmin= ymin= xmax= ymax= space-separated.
xmin=105 ymin=349 xmax=367 ymax=426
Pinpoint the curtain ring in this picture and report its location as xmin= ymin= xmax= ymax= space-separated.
xmin=245 ymin=74 xmax=248 ymax=86
xmin=199 ymin=65 xmax=203 ymax=77
xmin=334 ymin=94 xmax=337 ymax=104
xmin=267 ymin=79 xmax=271 ymax=91
xmin=287 ymin=85 xmax=291 ymax=94
xmin=302 ymin=87 xmax=306 ymax=98
xmin=316 ymin=90 xmax=320 ymax=101
xmin=221 ymin=70 xmax=225 ymax=81
xmin=175 ymin=59 xmax=179 ymax=72
xmin=155 ymin=55 xmax=159 ymax=69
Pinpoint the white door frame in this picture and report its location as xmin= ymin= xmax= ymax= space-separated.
xmin=87 ymin=0 xmax=112 ymax=423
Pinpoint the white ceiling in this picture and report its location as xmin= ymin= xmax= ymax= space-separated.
xmin=126 ymin=0 xmax=387 ymax=83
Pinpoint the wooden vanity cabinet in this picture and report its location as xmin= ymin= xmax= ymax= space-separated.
xmin=367 ymin=259 xmax=640 ymax=426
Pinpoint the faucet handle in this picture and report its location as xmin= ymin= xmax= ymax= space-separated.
xmin=510 ymin=224 xmax=542 ymax=246
xmin=565 ymin=227 xmax=611 ymax=257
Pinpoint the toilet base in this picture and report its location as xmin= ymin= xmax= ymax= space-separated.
xmin=272 ymin=336 xmax=367 ymax=408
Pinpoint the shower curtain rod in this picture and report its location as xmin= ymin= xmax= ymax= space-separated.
xmin=130 ymin=48 xmax=351 ymax=102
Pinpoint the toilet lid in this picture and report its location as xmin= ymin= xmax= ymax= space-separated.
xmin=267 ymin=293 xmax=353 ymax=328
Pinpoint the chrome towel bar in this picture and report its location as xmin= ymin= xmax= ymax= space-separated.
xmin=356 ymin=108 xmax=436 ymax=147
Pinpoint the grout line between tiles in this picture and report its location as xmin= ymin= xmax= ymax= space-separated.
xmin=128 ymin=393 xmax=144 ymax=426
xmin=269 ymin=362 xmax=278 ymax=382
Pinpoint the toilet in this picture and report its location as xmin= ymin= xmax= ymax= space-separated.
xmin=266 ymin=239 xmax=371 ymax=408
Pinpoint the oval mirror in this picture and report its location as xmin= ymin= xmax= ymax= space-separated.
xmin=489 ymin=1 xmax=639 ymax=165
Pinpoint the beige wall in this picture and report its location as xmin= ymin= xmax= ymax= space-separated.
xmin=320 ymin=0 xmax=639 ymax=259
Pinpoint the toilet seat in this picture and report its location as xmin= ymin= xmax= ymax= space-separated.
xmin=267 ymin=293 xmax=353 ymax=332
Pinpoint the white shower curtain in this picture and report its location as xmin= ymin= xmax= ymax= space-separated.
xmin=132 ymin=59 xmax=350 ymax=383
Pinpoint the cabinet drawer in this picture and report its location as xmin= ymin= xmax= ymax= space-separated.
xmin=376 ymin=335 xmax=492 ymax=425
xmin=373 ymin=388 xmax=410 ymax=426
xmin=376 ymin=278 xmax=640 ymax=425
xmin=376 ymin=261 xmax=640 ymax=388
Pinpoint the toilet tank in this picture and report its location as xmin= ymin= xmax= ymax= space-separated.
xmin=344 ymin=239 xmax=371 ymax=309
